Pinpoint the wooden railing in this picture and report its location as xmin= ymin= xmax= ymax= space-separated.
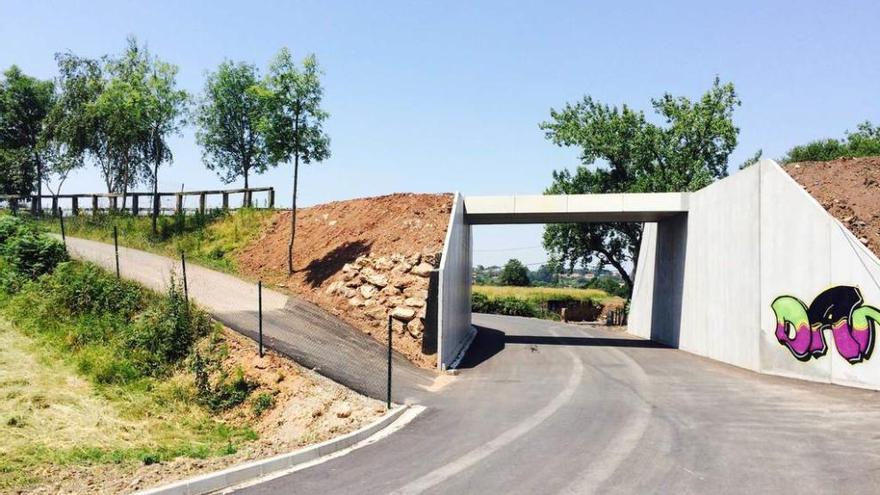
xmin=0 ymin=187 xmax=274 ymax=216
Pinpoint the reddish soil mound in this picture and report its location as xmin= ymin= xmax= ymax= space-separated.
xmin=236 ymin=193 xmax=453 ymax=368
xmin=785 ymin=156 xmax=880 ymax=257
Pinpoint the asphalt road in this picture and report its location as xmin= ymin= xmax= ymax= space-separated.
xmin=235 ymin=313 xmax=880 ymax=495
xmin=60 ymin=237 xmax=880 ymax=493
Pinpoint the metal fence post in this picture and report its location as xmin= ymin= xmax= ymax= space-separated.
xmin=258 ymin=280 xmax=264 ymax=357
xmin=58 ymin=206 xmax=66 ymax=250
xmin=181 ymin=251 xmax=189 ymax=303
xmin=387 ymin=315 xmax=393 ymax=409
xmin=113 ymin=225 xmax=120 ymax=279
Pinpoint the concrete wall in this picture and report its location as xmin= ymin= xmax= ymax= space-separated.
xmin=437 ymin=192 xmax=473 ymax=370
xmin=630 ymin=160 xmax=880 ymax=389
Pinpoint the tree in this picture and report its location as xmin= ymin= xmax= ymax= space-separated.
xmin=259 ymin=49 xmax=330 ymax=275
xmin=143 ymin=58 xmax=188 ymax=233
xmin=540 ymin=78 xmax=740 ymax=295
xmin=196 ymin=61 xmax=269 ymax=199
xmin=0 ymin=65 xmax=55 ymax=208
xmin=42 ymin=52 xmax=104 ymax=199
xmin=500 ymin=259 xmax=531 ymax=287
xmin=92 ymin=37 xmax=153 ymax=206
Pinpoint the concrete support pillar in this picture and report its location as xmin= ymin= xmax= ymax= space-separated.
xmin=131 ymin=194 xmax=139 ymax=216
xmin=222 ymin=192 xmax=229 ymax=210
xmin=110 ymin=196 xmax=118 ymax=212
xmin=175 ymin=194 xmax=183 ymax=215
xmin=268 ymin=188 xmax=275 ymax=209
xmin=71 ymin=197 xmax=79 ymax=216
xmin=92 ymin=195 xmax=98 ymax=215
xmin=199 ymin=192 xmax=206 ymax=215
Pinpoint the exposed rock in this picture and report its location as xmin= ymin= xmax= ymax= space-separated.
xmin=411 ymin=262 xmax=434 ymax=277
xmin=381 ymin=285 xmax=401 ymax=296
xmin=348 ymin=296 xmax=365 ymax=307
xmin=407 ymin=318 xmax=424 ymax=338
xmin=403 ymin=287 xmax=428 ymax=299
xmin=335 ymin=403 xmax=353 ymax=419
xmin=365 ymin=273 xmax=389 ymax=288
xmin=391 ymin=307 xmax=416 ymax=322
xmin=359 ymin=284 xmax=378 ymax=299
xmin=404 ymin=297 xmax=425 ymax=308
xmin=325 ymin=280 xmax=345 ymax=295
xmin=391 ymin=318 xmax=407 ymax=335
xmin=374 ymin=257 xmax=394 ymax=270
xmin=364 ymin=305 xmax=387 ymax=320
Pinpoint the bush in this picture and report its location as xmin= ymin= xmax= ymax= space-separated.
xmin=782 ymin=121 xmax=880 ymax=163
xmin=3 ymin=231 xmax=67 ymax=279
xmin=192 ymin=353 xmax=255 ymax=412
xmin=41 ymin=262 xmax=145 ymax=317
xmin=471 ymin=293 xmax=540 ymax=317
xmin=125 ymin=278 xmax=212 ymax=372
xmin=251 ymin=392 xmax=276 ymax=416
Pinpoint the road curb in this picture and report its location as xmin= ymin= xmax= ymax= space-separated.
xmin=134 ymin=405 xmax=410 ymax=495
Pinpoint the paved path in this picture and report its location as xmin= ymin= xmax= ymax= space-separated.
xmin=60 ymin=236 xmax=434 ymax=401
xmin=236 ymin=314 xmax=880 ymax=494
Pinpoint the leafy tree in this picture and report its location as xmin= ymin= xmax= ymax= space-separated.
xmin=92 ymin=37 xmax=153 ymax=205
xmin=196 ymin=60 xmax=269 ymax=198
xmin=143 ymin=58 xmax=188 ymax=234
xmin=258 ymin=49 xmax=330 ymax=275
xmin=0 ymin=65 xmax=55 ymax=206
xmin=540 ymin=78 xmax=740 ymax=294
xmin=500 ymin=258 xmax=531 ymax=287
xmin=782 ymin=121 xmax=880 ymax=163
xmin=42 ymin=53 xmax=105 ymax=198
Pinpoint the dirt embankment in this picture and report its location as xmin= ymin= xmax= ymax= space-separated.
xmin=236 ymin=193 xmax=453 ymax=368
xmin=785 ymin=157 xmax=880 ymax=257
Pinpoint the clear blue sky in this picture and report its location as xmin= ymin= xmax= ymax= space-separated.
xmin=2 ymin=0 xmax=878 ymax=266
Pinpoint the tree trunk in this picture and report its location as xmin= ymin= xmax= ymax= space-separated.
xmin=35 ymin=155 xmax=43 ymax=215
xmin=243 ymin=165 xmax=250 ymax=207
xmin=288 ymin=154 xmax=299 ymax=275
xmin=151 ymin=160 xmax=159 ymax=235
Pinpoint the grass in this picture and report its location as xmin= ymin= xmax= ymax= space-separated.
xmin=472 ymin=284 xmax=613 ymax=304
xmin=0 ymin=317 xmax=256 ymax=490
xmin=37 ymin=208 xmax=276 ymax=273
xmin=0 ymin=218 xmax=262 ymax=490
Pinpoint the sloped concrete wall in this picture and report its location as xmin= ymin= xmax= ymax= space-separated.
xmin=437 ymin=193 xmax=473 ymax=369
xmin=758 ymin=161 xmax=880 ymax=389
xmin=631 ymin=160 xmax=880 ymax=389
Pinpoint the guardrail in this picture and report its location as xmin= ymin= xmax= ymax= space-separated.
xmin=0 ymin=187 xmax=274 ymax=216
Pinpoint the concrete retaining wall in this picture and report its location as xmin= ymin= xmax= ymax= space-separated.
xmin=437 ymin=193 xmax=473 ymax=369
xmin=630 ymin=159 xmax=880 ymax=389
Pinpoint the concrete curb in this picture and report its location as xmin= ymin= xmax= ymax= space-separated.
xmin=134 ymin=405 xmax=410 ymax=495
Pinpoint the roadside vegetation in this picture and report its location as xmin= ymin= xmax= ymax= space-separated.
xmin=37 ymin=208 xmax=274 ymax=273
xmin=781 ymin=121 xmax=880 ymax=163
xmin=472 ymin=284 xmax=620 ymax=319
xmin=0 ymin=216 xmax=379 ymax=492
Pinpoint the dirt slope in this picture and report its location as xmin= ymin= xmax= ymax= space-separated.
xmin=237 ymin=193 xmax=453 ymax=368
xmin=785 ymin=156 xmax=880 ymax=257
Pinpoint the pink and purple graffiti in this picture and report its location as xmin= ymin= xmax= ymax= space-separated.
xmin=771 ymin=286 xmax=880 ymax=364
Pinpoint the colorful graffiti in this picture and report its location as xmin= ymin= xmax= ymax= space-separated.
xmin=772 ymin=286 xmax=880 ymax=364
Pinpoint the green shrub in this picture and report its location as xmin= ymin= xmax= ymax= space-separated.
xmin=192 ymin=354 xmax=255 ymax=412
xmin=251 ymin=393 xmax=276 ymax=416
xmin=782 ymin=121 xmax=880 ymax=163
xmin=125 ymin=278 xmax=212 ymax=372
xmin=3 ymin=231 xmax=67 ymax=279
xmin=41 ymin=262 xmax=145 ymax=317
xmin=471 ymin=293 xmax=540 ymax=317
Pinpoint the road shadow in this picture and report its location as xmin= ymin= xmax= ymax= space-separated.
xmin=303 ymin=239 xmax=372 ymax=288
xmin=459 ymin=324 xmax=673 ymax=370
xmin=456 ymin=326 xmax=506 ymax=369
xmin=504 ymin=334 xmax=671 ymax=348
